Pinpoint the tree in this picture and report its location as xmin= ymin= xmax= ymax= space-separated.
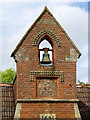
xmin=0 ymin=68 xmax=16 ymax=83
xmin=78 ymin=80 xmax=88 ymax=87
xmin=78 ymin=80 xmax=86 ymax=84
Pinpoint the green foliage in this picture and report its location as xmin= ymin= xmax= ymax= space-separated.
xmin=78 ymin=80 xmax=88 ymax=87
xmin=78 ymin=80 xmax=86 ymax=84
xmin=0 ymin=68 xmax=16 ymax=83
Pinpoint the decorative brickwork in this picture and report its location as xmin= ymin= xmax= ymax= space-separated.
xmin=11 ymin=6 xmax=82 ymax=120
xmin=33 ymin=29 xmax=60 ymax=47
xmin=30 ymin=71 xmax=64 ymax=82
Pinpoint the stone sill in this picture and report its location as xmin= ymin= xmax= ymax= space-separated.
xmin=16 ymin=99 xmax=79 ymax=103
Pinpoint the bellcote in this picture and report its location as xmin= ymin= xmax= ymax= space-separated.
xmin=11 ymin=6 xmax=81 ymax=63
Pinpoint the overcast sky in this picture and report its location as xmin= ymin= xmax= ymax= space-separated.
xmin=0 ymin=0 xmax=89 ymax=83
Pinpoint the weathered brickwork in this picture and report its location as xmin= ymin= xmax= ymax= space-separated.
xmin=37 ymin=77 xmax=57 ymax=98
xmin=20 ymin=102 xmax=75 ymax=119
xmin=33 ymin=29 xmax=60 ymax=47
xmin=11 ymin=7 xmax=82 ymax=119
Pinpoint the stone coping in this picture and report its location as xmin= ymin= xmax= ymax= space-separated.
xmin=0 ymin=83 xmax=13 ymax=86
xmin=16 ymin=99 xmax=79 ymax=103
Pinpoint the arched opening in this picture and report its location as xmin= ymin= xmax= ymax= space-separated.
xmin=38 ymin=38 xmax=53 ymax=65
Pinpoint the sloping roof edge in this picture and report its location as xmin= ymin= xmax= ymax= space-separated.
xmin=11 ymin=6 xmax=81 ymax=58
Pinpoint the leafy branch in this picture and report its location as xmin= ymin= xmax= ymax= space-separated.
xmin=0 ymin=68 xmax=16 ymax=83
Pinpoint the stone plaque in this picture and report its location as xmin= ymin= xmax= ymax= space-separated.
xmin=37 ymin=77 xmax=57 ymax=98
xmin=40 ymin=113 xmax=56 ymax=120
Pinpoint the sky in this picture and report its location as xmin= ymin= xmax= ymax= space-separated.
xmin=0 ymin=0 xmax=89 ymax=83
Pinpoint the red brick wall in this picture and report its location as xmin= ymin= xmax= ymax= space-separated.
xmin=14 ymin=11 xmax=77 ymax=100
xmin=13 ymin=9 xmax=79 ymax=119
xmin=20 ymin=102 xmax=75 ymax=119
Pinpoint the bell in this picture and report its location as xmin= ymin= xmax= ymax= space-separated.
xmin=40 ymin=48 xmax=52 ymax=64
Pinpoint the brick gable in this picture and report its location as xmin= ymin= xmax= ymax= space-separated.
xmin=11 ymin=7 xmax=82 ymax=120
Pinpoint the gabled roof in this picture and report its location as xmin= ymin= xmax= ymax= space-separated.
xmin=11 ymin=6 xmax=81 ymax=58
